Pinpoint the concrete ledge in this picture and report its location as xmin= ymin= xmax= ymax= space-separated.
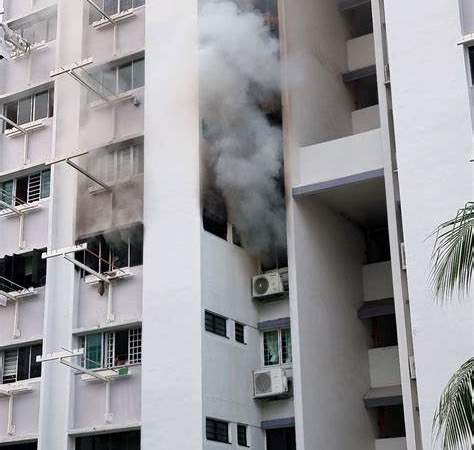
xmin=375 ymin=437 xmax=407 ymax=450
xmin=257 ymin=317 xmax=290 ymax=331
xmin=364 ymin=385 xmax=403 ymax=408
xmin=343 ymin=65 xmax=376 ymax=83
xmin=358 ymin=298 xmax=395 ymax=319
xmin=293 ymin=168 xmax=383 ymax=198
xmin=261 ymin=417 xmax=295 ymax=430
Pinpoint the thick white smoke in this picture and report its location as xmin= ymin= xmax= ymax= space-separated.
xmin=199 ymin=0 xmax=286 ymax=259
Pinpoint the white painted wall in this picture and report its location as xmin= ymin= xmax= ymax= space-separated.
xmin=288 ymin=196 xmax=373 ymax=450
xmin=297 ymin=129 xmax=383 ymax=187
xmin=352 ymin=105 xmax=380 ymax=134
xmin=363 ymin=261 xmax=393 ymax=302
xmin=383 ymin=0 xmax=474 ymax=447
xmin=375 ymin=437 xmax=407 ymax=450
xmin=142 ymin=0 xmax=202 ymax=449
xmin=347 ymin=33 xmax=375 ymax=72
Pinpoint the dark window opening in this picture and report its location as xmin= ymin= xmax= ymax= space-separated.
xmin=342 ymin=3 xmax=373 ymax=38
xmin=205 ymin=311 xmax=227 ymax=338
xmin=349 ymin=74 xmax=379 ymax=110
xmin=0 ymin=249 xmax=47 ymax=292
xmin=261 ymin=246 xmax=288 ymax=272
xmin=366 ymin=228 xmax=391 ymax=264
xmin=376 ymin=405 xmax=406 ymax=439
xmin=253 ymin=0 xmax=279 ymax=37
xmin=266 ymin=427 xmax=296 ymax=450
xmin=0 ymin=443 xmax=37 ymax=450
xmin=75 ymin=223 xmax=143 ymax=275
xmin=371 ymin=314 xmax=398 ymax=348
xmin=237 ymin=424 xmax=248 ymax=446
xmin=206 ymin=418 xmax=229 ymax=443
xmin=76 ymin=430 xmax=140 ymax=450
xmin=114 ymin=329 xmax=129 ymax=366
xmin=235 ymin=322 xmax=245 ymax=344
xmin=2 ymin=343 xmax=43 ymax=384
xmin=203 ymin=191 xmax=228 ymax=241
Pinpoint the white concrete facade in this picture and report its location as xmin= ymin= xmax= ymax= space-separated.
xmin=0 ymin=0 xmax=471 ymax=449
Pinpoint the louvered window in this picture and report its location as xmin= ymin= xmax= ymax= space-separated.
xmin=26 ymin=169 xmax=51 ymax=203
xmin=1 ymin=344 xmax=42 ymax=384
xmin=235 ymin=322 xmax=245 ymax=344
xmin=205 ymin=311 xmax=227 ymax=337
xmin=206 ymin=418 xmax=229 ymax=443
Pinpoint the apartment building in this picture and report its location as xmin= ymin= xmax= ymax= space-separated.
xmin=0 ymin=1 xmax=471 ymax=450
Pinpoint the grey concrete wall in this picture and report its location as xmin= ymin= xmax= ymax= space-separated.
xmin=289 ymin=196 xmax=374 ymax=450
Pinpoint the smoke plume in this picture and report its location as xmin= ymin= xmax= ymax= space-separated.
xmin=199 ymin=0 xmax=286 ymax=260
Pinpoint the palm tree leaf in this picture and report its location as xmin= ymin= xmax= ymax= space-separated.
xmin=430 ymin=202 xmax=474 ymax=302
xmin=433 ymin=358 xmax=474 ymax=450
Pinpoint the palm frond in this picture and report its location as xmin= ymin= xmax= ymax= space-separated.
xmin=430 ymin=202 xmax=474 ymax=302
xmin=433 ymin=358 xmax=474 ymax=450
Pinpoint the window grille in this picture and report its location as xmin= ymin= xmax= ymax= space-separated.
xmin=235 ymin=322 xmax=245 ymax=344
xmin=2 ymin=350 xmax=18 ymax=384
xmin=206 ymin=418 xmax=229 ymax=443
xmin=26 ymin=169 xmax=51 ymax=203
xmin=128 ymin=327 xmax=142 ymax=364
xmin=281 ymin=328 xmax=292 ymax=364
xmin=104 ymin=332 xmax=115 ymax=368
xmin=263 ymin=327 xmax=292 ymax=366
xmin=205 ymin=311 xmax=227 ymax=337
xmin=237 ymin=424 xmax=248 ymax=447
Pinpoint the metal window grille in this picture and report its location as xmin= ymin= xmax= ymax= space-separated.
xmin=104 ymin=332 xmax=115 ymax=368
xmin=235 ymin=322 xmax=245 ymax=344
xmin=206 ymin=418 xmax=229 ymax=443
xmin=27 ymin=172 xmax=42 ymax=203
xmin=237 ymin=424 xmax=248 ymax=447
xmin=263 ymin=330 xmax=280 ymax=366
xmin=205 ymin=311 xmax=227 ymax=337
xmin=128 ymin=327 xmax=142 ymax=364
xmin=281 ymin=328 xmax=292 ymax=364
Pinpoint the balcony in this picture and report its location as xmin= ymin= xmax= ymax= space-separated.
xmin=347 ymin=33 xmax=375 ymax=72
xmin=375 ymin=437 xmax=407 ymax=450
xmin=352 ymin=105 xmax=380 ymax=134
xmin=362 ymin=261 xmax=393 ymax=302
xmin=369 ymin=346 xmax=401 ymax=388
xmin=296 ymin=129 xmax=383 ymax=193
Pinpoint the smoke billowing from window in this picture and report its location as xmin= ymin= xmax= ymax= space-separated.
xmin=199 ymin=0 xmax=286 ymax=261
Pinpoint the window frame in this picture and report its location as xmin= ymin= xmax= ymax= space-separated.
xmin=89 ymin=0 xmax=145 ymax=24
xmin=80 ymin=327 xmax=142 ymax=370
xmin=0 ymin=169 xmax=51 ymax=206
xmin=204 ymin=311 xmax=228 ymax=338
xmin=10 ymin=12 xmax=57 ymax=46
xmin=237 ymin=424 xmax=248 ymax=447
xmin=0 ymin=343 xmax=43 ymax=385
xmin=3 ymin=89 xmax=54 ymax=132
xmin=95 ymin=143 xmax=144 ymax=185
xmin=206 ymin=417 xmax=230 ymax=444
xmin=262 ymin=327 xmax=292 ymax=368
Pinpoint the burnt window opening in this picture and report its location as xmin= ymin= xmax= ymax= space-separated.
xmin=203 ymin=191 xmax=228 ymax=240
xmin=261 ymin=245 xmax=288 ymax=272
xmin=266 ymin=427 xmax=296 ymax=450
xmin=76 ymin=430 xmax=140 ymax=450
xmin=1 ymin=343 xmax=43 ymax=384
xmin=371 ymin=314 xmax=398 ymax=348
xmin=376 ymin=405 xmax=406 ymax=439
xmin=75 ymin=223 xmax=143 ymax=275
xmin=0 ymin=249 xmax=47 ymax=292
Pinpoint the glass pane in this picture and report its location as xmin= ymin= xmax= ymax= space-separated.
xmin=102 ymin=68 xmax=117 ymax=95
xmin=120 ymin=0 xmax=133 ymax=12
xmin=34 ymin=20 xmax=48 ymax=43
xmin=89 ymin=0 xmax=103 ymax=24
xmin=0 ymin=180 xmax=14 ymax=205
xmin=104 ymin=0 xmax=118 ymax=15
xmin=132 ymin=58 xmax=144 ymax=89
xmin=85 ymin=334 xmax=102 ymax=369
xmin=263 ymin=330 xmax=280 ymax=365
xmin=41 ymin=169 xmax=51 ymax=198
xmin=47 ymin=15 xmax=57 ymax=42
xmin=34 ymin=91 xmax=49 ymax=120
xmin=118 ymin=63 xmax=132 ymax=93
xmin=281 ymin=328 xmax=292 ymax=364
xmin=4 ymin=101 xmax=18 ymax=130
xmin=18 ymin=97 xmax=32 ymax=125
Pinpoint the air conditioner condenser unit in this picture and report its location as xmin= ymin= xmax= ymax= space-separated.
xmin=252 ymin=272 xmax=284 ymax=299
xmin=253 ymin=367 xmax=288 ymax=398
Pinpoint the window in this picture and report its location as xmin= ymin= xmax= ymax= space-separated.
xmin=469 ymin=46 xmax=474 ymax=84
xmin=3 ymin=89 xmax=54 ymax=131
xmin=80 ymin=327 xmax=142 ymax=370
xmin=0 ymin=443 xmax=37 ymax=450
xmin=89 ymin=0 xmax=145 ymax=23
xmin=10 ymin=12 xmax=57 ymax=46
xmin=205 ymin=311 xmax=227 ymax=338
xmin=237 ymin=424 xmax=248 ymax=447
xmin=90 ymin=57 xmax=145 ymax=98
xmin=0 ymin=249 xmax=47 ymax=292
xmin=95 ymin=143 xmax=144 ymax=185
xmin=235 ymin=322 xmax=245 ymax=344
xmin=76 ymin=430 xmax=140 ymax=450
xmin=206 ymin=418 xmax=229 ymax=443
xmin=0 ymin=169 xmax=51 ymax=207
xmin=203 ymin=192 xmax=228 ymax=240
xmin=263 ymin=328 xmax=292 ymax=366
xmin=1 ymin=343 xmax=42 ymax=384
xmin=76 ymin=223 xmax=144 ymax=274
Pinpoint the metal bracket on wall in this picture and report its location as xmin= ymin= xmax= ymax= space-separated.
xmin=0 ymin=382 xmax=32 ymax=436
xmin=0 ymin=114 xmax=30 ymax=165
